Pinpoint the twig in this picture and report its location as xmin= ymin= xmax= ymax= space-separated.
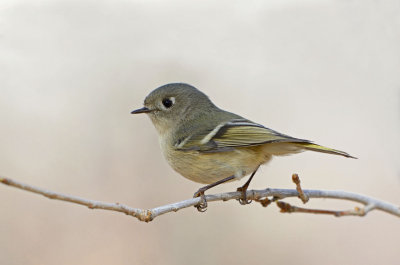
xmin=1 ymin=176 xmax=399 ymax=222
xmin=276 ymin=201 xmax=371 ymax=217
xmin=292 ymin=173 xmax=309 ymax=203
xmin=272 ymin=174 xmax=377 ymax=217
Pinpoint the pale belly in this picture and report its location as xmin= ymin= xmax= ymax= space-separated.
xmin=161 ymin=143 xmax=272 ymax=184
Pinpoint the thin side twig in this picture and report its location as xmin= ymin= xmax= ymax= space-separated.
xmin=1 ymin=176 xmax=399 ymax=222
xmin=292 ymin=173 xmax=309 ymax=203
xmin=276 ymin=201 xmax=372 ymax=217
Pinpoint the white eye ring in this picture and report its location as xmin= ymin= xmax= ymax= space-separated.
xmin=161 ymin=97 xmax=175 ymax=109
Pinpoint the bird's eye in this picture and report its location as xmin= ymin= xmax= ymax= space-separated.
xmin=162 ymin=98 xmax=174 ymax=108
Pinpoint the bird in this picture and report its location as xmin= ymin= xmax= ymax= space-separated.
xmin=131 ymin=83 xmax=355 ymax=211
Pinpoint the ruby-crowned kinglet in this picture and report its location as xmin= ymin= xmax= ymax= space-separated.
xmin=131 ymin=83 xmax=355 ymax=211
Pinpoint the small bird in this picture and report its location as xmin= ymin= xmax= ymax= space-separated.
xmin=131 ymin=83 xmax=355 ymax=211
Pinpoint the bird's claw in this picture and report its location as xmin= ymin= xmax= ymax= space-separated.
xmin=237 ymin=187 xmax=252 ymax=205
xmin=193 ymin=190 xmax=208 ymax=212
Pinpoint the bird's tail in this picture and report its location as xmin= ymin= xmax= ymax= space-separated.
xmin=293 ymin=142 xmax=357 ymax=159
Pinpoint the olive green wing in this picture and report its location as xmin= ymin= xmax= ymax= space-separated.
xmin=175 ymin=119 xmax=310 ymax=153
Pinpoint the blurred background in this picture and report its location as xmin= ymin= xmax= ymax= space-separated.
xmin=0 ymin=0 xmax=399 ymax=264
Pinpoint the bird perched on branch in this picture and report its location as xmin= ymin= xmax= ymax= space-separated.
xmin=131 ymin=83 xmax=355 ymax=211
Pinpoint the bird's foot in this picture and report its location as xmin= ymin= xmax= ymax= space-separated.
xmin=236 ymin=186 xmax=252 ymax=205
xmin=193 ymin=189 xmax=208 ymax=212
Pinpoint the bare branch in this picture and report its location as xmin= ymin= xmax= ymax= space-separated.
xmin=1 ymin=176 xmax=399 ymax=222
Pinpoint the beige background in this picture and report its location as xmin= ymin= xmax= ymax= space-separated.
xmin=1 ymin=0 xmax=399 ymax=264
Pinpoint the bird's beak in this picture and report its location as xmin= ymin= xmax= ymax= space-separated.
xmin=131 ymin=107 xmax=152 ymax=114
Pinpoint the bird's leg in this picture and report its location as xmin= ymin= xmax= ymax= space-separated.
xmin=193 ymin=175 xmax=236 ymax=212
xmin=237 ymin=166 xmax=260 ymax=205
